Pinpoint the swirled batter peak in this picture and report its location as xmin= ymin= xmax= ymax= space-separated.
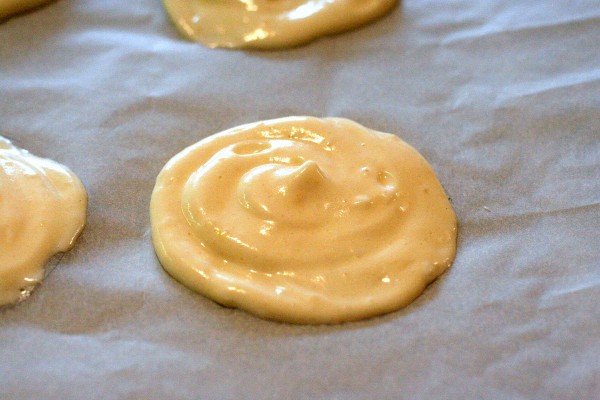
xmin=0 ymin=137 xmax=87 ymax=305
xmin=151 ymin=117 xmax=458 ymax=324
xmin=162 ymin=0 xmax=398 ymax=49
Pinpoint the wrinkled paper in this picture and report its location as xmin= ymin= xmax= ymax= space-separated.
xmin=1 ymin=0 xmax=599 ymax=398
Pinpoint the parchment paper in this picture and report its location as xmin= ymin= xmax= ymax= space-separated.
xmin=1 ymin=0 xmax=599 ymax=398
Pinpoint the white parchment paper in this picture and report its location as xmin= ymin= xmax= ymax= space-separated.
xmin=1 ymin=0 xmax=599 ymax=398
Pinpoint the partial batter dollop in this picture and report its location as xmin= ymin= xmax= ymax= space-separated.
xmin=0 ymin=0 xmax=53 ymax=20
xmin=151 ymin=117 xmax=457 ymax=324
xmin=0 ymin=137 xmax=87 ymax=305
xmin=162 ymin=0 xmax=398 ymax=49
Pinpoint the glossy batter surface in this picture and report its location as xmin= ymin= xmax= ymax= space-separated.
xmin=0 ymin=0 xmax=52 ymax=19
xmin=151 ymin=117 xmax=457 ymax=324
xmin=162 ymin=0 xmax=398 ymax=49
xmin=0 ymin=137 xmax=87 ymax=305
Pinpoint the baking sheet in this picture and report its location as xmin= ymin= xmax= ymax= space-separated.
xmin=1 ymin=0 xmax=599 ymax=398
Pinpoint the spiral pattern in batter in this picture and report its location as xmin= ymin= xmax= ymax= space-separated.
xmin=151 ymin=117 xmax=457 ymax=323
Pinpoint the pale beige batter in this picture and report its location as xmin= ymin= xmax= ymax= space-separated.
xmin=151 ymin=117 xmax=457 ymax=324
xmin=0 ymin=0 xmax=53 ymax=19
xmin=162 ymin=0 xmax=398 ymax=49
xmin=0 ymin=137 xmax=87 ymax=305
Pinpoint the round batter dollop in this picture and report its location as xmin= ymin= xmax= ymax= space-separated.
xmin=0 ymin=137 xmax=87 ymax=305
xmin=162 ymin=0 xmax=398 ymax=49
xmin=151 ymin=117 xmax=457 ymax=324
xmin=0 ymin=0 xmax=53 ymax=20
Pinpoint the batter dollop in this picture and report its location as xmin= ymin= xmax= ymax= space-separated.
xmin=162 ymin=0 xmax=398 ymax=49
xmin=151 ymin=117 xmax=457 ymax=323
xmin=0 ymin=0 xmax=53 ymax=20
xmin=0 ymin=137 xmax=87 ymax=305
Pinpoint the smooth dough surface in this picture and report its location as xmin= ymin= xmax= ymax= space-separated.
xmin=162 ymin=0 xmax=398 ymax=49
xmin=0 ymin=0 xmax=52 ymax=19
xmin=150 ymin=117 xmax=457 ymax=324
xmin=0 ymin=137 xmax=87 ymax=305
